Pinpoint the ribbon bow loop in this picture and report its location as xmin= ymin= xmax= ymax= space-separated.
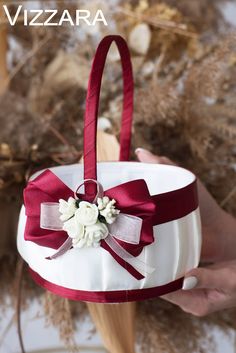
xmin=104 ymin=180 xmax=156 ymax=257
xmin=24 ymin=170 xmax=74 ymax=217
xmin=105 ymin=179 xmax=156 ymax=217
xmin=24 ymin=170 xmax=156 ymax=280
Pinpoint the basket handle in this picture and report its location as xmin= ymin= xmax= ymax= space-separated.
xmin=83 ymin=35 xmax=134 ymax=196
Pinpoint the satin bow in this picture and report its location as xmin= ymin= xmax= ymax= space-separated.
xmin=24 ymin=169 xmax=157 ymax=280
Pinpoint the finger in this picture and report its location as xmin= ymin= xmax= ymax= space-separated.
xmin=162 ymin=289 xmax=213 ymax=316
xmin=205 ymin=260 xmax=234 ymax=270
xmin=163 ymin=263 xmax=236 ymax=316
xmin=162 ymin=288 xmax=227 ymax=316
xmin=162 ymin=290 xmax=195 ymax=306
xmin=135 ymin=148 xmax=174 ymax=165
xmin=183 ymin=266 xmax=233 ymax=290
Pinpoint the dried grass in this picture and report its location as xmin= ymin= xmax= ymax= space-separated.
xmin=0 ymin=0 xmax=236 ymax=352
xmin=43 ymin=292 xmax=77 ymax=351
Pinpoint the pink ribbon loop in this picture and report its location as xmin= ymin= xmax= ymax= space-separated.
xmin=40 ymin=203 xmax=63 ymax=231
xmin=108 ymin=213 xmax=142 ymax=244
xmin=41 ymin=204 xmax=142 ymax=244
xmin=74 ymin=179 xmax=104 ymax=203
xmin=40 ymin=201 xmax=155 ymax=276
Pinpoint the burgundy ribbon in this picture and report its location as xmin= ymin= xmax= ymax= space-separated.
xmin=83 ymin=35 xmax=133 ymax=198
xmin=24 ymin=169 xmax=157 ymax=280
xmin=29 ymin=267 xmax=184 ymax=303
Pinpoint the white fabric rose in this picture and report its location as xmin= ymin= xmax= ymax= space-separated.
xmin=72 ymin=237 xmax=87 ymax=248
xmin=59 ymin=196 xmax=118 ymax=249
xmin=59 ymin=197 xmax=77 ymax=221
xmin=86 ymin=221 xmax=108 ymax=246
xmin=97 ymin=196 xmax=110 ymax=210
xmin=99 ymin=199 xmax=120 ymax=224
xmin=75 ymin=201 xmax=99 ymax=226
xmin=100 ymin=210 xmax=115 ymax=224
xmin=72 ymin=221 xmax=108 ymax=248
xmin=63 ymin=216 xmax=84 ymax=239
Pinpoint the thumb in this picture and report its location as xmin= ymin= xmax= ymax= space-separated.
xmin=135 ymin=148 xmax=174 ymax=165
xmin=182 ymin=267 xmax=228 ymax=290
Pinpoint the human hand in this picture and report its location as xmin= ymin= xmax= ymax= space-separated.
xmin=135 ymin=148 xmax=236 ymax=263
xmin=163 ymin=261 xmax=236 ymax=316
xmin=135 ymin=148 xmax=236 ymax=315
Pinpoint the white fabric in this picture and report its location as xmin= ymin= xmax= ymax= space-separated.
xmin=17 ymin=162 xmax=202 ymax=291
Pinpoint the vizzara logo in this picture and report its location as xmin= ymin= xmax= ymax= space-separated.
xmin=2 ymin=4 xmax=108 ymax=27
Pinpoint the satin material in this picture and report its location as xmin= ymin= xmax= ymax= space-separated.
xmin=24 ymin=169 xmax=73 ymax=249
xmin=24 ymin=169 xmax=156 ymax=279
xmin=18 ymin=206 xmax=201 ymax=293
xmin=29 ymin=267 xmax=184 ymax=303
xmin=83 ymin=35 xmax=133 ymax=196
xmin=152 ymin=179 xmax=198 ymax=225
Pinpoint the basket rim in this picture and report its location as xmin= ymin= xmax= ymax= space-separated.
xmin=30 ymin=161 xmax=196 ymax=184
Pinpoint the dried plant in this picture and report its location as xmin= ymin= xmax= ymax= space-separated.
xmin=0 ymin=0 xmax=236 ymax=352
xmin=134 ymin=34 xmax=236 ymax=214
xmin=137 ymin=299 xmax=236 ymax=353
xmin=43 ymin=292 xmax=77 ymax=351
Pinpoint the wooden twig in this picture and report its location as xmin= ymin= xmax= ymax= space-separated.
xmin=49 ymin=125 xmax=73 ymax=148
xmin=49 ymin=125 xmax=81 ymax=157
xmin=220 ymin=185 xmax=236 ymax=207
xmin=6 ymin=35 xmax=50 ymax=85
xmin=117 ymin=7 xmax=198 ymax=39
xmin=15 ymin=258 xmax=26 ymax=353
xmin=152 ymin=51 xmax=166 ymax=83
xmin=0 ymin=313 xmax=15 ymax=347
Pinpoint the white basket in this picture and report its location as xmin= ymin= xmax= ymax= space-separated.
xmin=17 ymin=36 xmax=201 ymax=303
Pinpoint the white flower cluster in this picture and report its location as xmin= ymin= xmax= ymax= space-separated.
xmin=97 ymin=196 xmax=120 ymax=224
xmin=58 ymin=196 xmax=119 ymax=248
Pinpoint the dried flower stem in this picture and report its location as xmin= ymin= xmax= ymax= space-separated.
xmin=15 ymin=258 xmax=26 ymax=353
xmin=49 ymin=125 xmax=80 ymax=157
xmin=117 ymin=7 xmax=198 ymax=38
xmin=152 ymin=51 xmax=166 ymax=83
xmin=0 ymin=2 xmax=8 ymax=94
xmin=0 ymin=313 xmax=15 ymax=347
xmin=6 ymin=35 xmax=50 ymax=85
xmin=220 ymin=185 xmax=236 ymax=207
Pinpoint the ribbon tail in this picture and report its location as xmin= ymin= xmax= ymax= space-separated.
xmin=46 ymin=237 xmax=73 ymax=260
xmin=104 ymin=234 xmax=155 ymax=279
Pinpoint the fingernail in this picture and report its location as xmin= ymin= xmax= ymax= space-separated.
xmin=182 ymin=276 xmax=198 ymax=290
xmin=135 ymin=148 xmax=148 ymax=154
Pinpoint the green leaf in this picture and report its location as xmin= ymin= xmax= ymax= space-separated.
xmin=98 ymin=214 xmax=106 ymax=224
xmin=75 ymin=199 xmax=82 ymax=208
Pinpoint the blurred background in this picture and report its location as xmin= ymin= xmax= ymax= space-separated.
xmin=0 ymin=0 xmax=236 ymax=352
